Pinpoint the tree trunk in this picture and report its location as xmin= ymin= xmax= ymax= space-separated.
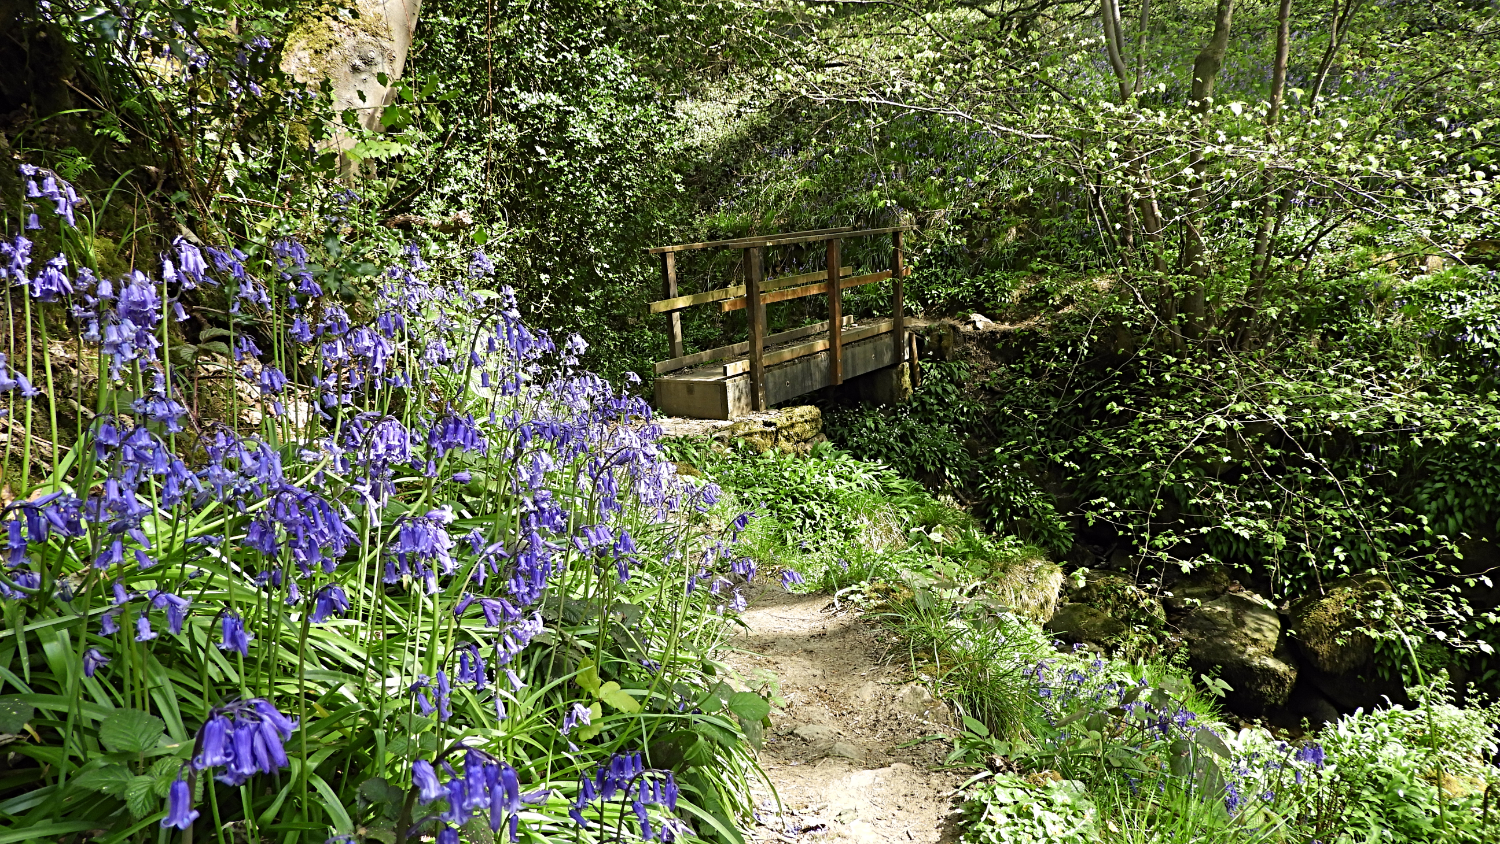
xmin=1181 ymin=0 xmax=1237 ymax=337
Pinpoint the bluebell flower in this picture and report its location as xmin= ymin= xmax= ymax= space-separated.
xmin=561 ymin=702 xmax=591 ymax=735
xmin=780 ymin=570 xmax=805 ymax=590
xmin=413 ymin=758 xmax=444 ymax=803
xmin=161 ymin=776 xmax=200 ymax=829
xmin=194 ymin=715 xmax=233 ymax=769
xmin=309 ymin=584 xmax=349 ymax=623
xmin=135 ymin=613 xmax=157 ymax=642
xmin=82 ymin=648 xmax=110 ymax=677
xmin=218 ymin=613 xmax=253 ymax=655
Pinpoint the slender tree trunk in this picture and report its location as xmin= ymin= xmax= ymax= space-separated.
xmin=1249 ymin=0 xmax=1293 ymax=283
xmin=1181 ymin=0 xmax=1237 ymax=337
xmin=1245 ymin=0 xmax=1359 ymax=317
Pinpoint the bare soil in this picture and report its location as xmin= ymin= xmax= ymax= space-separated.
xmin=722 ymin=585 xmax=967 ymax=844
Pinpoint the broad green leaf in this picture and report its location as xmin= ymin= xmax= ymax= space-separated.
xmin=725 ymin=691 xmax=769 ymax=723
xmin=575 ymin=659 xmax=602 ymax=696
xmin=599 ymin=681 xmax=640 ymax=713
xmin=99 ymin=709 xmax=166 ymax=754
xmin=71 ymin=764 xmax=134 ymax=797
xmin=0 ymin=698 xmax=35 ymax=733
xmin=124 ymin=775 xmax=157 ymax=819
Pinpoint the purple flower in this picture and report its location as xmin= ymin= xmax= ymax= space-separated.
xmin=135 ymin=612 xmax=157 ymax=642
xmin=309 ymin=584 xmax=349 ymax=623
xmin=780 ymin=570 xmax=805 ymax=590
xmin=1294 ymin=743 xmax=1325 ymax=769
xmin=413 ymin=758 xmax=444 ymax=803
xmin=150 ymin=589 xmax=191 ymax=634
xmin=194 ymin=716 xmax=233 ymax=769
xmin=82 ymin=648 xmax=110 ymax=677
xmin=161 ymin=776 xmax=200 ymax=830
xmin=561 ymin=702 xmax=592 ymax=735
xmin=218 ymin=613 xmax=253 ymax=655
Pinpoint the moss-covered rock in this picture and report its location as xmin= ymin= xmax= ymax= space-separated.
xmin=1181 ymin=593 xmax=1298 ymax=715
xmin=988 ymin=555 xmax=1063 ymax=624
xmin=1289 ymin=574 xmax=1391 ymax=675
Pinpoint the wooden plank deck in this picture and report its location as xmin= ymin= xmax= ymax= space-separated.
xmin=653 ymin=318 xmax=906 ymax=420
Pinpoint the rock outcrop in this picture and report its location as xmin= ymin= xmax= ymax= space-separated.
xmin=1288 ymin=574 xmax=1407 ymax=711
xmin=1180 ymin=593 xmax=1298 ymax=715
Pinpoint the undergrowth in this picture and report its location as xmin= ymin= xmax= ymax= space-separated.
xmin=698 ymin=437 xmax=1500 ymax=844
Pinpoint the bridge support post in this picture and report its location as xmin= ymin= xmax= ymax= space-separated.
xmin=826 ymin=237 xmax=843 ymax=386
xmin=891 ymin=229 xmax=906 ymax=369
xmin=745 ymin=246 xmax=767 ymax=411
xmin=660 ymin=251 xmax=683 ymax=359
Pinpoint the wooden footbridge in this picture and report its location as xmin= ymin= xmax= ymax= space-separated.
xmin=647 ymin=225 xmax=915 ymax=419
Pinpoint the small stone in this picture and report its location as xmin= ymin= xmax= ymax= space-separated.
xmin=828 ymin=741 xmax=864 ymax=761
xmin=892 ymin=683 xmax=939 ymax=716
xmin=793 ymin=724 xmax=837 ymax=743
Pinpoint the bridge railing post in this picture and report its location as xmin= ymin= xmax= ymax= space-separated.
xmin=891 ymin=229 xmax=905 ymax=369
xmin=661 ymin=251 xmax=683 ymax=359
xmin=745 ymin=246 xmax=766 ymax=411
xmin=826 ymin=237 xmax=842 ymax=387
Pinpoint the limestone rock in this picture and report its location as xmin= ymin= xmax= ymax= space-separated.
xmin=1045 ymin=603 xmax=1126 ymax=647
xmin=891 ymin=683 xmax=947 ymax=721
xmin=828 ymin=741 xmax=865 ymax=761
xmin=1069 ymin=571 xmax=1167 ymax=630
xmin=1180 ymin=593 xmax=1298 ymax=715
xmin=1289 ymin=574 xmax=1391 ymax=675
xmin=1163 ymin=565 xmax=1230 ymax=612
xmin=724 ymin=406 xmax=824 ymax=454
xmin=793 ymin=723 xmax=837 ymax=743
xmin=988 ymin=555 xmax=1064 ymax=624
xmin=922 ymin=322 xmax=961 ymax=361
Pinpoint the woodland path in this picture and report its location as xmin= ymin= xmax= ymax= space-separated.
xmin=722 ymin=584 xmax=967 ymax=844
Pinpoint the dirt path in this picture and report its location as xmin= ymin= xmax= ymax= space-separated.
xmin=722 ymin=585 xmax=967 ymax=844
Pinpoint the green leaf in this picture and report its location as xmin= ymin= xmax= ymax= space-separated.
xmin=124 ymin=775 xmax=157 ymax=819
xmin=575 ymin=659 xmax=602 ymax=696
xmin=574 ymin=702 xmax=605 ymax=741
xmin=71 ymin=764 xmax=134 ymax=797
xmin=725 ymin=691 xmax=769 ymax=723
xmin=0 ymin=698 xmax=35 ymax=733
xmin=961 ymin=715 xmax=990 ymax=738
xmin=99 ymin=709 xmax=166 ymax=754
xmin=150 ymin=757 xmax=181 ymax=797
xmin=599 ymin=681 xmax=640 ymax=713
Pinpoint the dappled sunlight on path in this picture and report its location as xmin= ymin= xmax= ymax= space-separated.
xmin=724 ymin=586 xmax=966 ymax=844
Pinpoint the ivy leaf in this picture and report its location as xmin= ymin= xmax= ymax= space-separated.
xmin=725 ymin=691 xmax=769 ymax=723
xmin=99 ymin=709 xmax=166 ymax=755
xmin=598 ymin=682 xmax=640 ymax=713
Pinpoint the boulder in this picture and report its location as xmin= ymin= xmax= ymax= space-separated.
xmin=921 ymin=322 xmax=962 ymax=361
xmin=1162 ymin=565 xmax=1230 ymax=612
xmin=1046 ymin=603 xmax=1126 ymax=648
xmin=989 ymin=555 xmax=1064 ymax=624
xmin=1070 ymin=571 xmax=1167 ymax=629
xmin=1046 ymin=570 xmax=1166 ymax=653
xmin=1288 ymin=574 xmax=1391 ymax=675
xmin=1180 ymin=593 xmax=1298 ymax=715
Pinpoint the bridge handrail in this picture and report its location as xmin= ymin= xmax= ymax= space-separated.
xmin=644 ymin=224 xmax=913 ymax=254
